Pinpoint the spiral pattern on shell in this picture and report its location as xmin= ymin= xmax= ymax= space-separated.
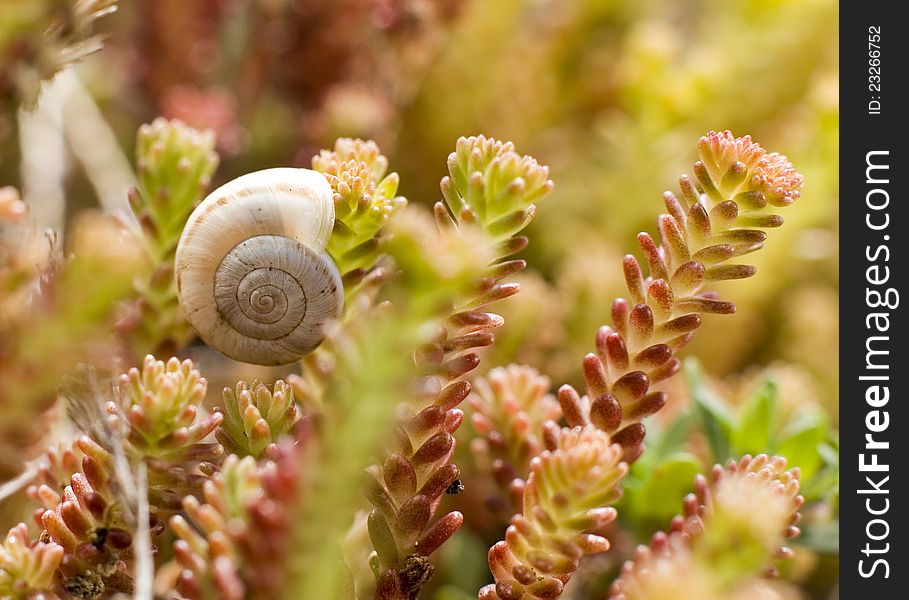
xmin=175 ymin=168 xmax=343 ymax=365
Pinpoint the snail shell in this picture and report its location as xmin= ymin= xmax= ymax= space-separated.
xmin=175 ymin=168 xmax=343 ymax=366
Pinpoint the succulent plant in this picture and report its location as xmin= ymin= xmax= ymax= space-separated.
xmin=118 ymin=119 xmax=219 ymax=359
xmin=216 ymin=379 xmax=300 ymax=459
xmin=361 ymin=136 xmax=553 ymax=599
xmin=28 ymin=436 xmax=136 ymax=597
xmin=108 ymin=355 xmax=223 ymax=506
xmin=467 ymin=365 xmax=561 ymax=516
xmin=557 ymin=131 xmax=803 ymax=462
xmin=476 ymin=132 xmax=804 ymax=600
xmin=610 ymin=454 xmax=803 ymax=600
xmin=312 ymin=138 xmax=407 ymax=292
xmin=481 ymin=426 xmax=626 ymax=600
xmin=169 ymin=448 xmax=305 ymax=600
xmin=0 ymin=523 xmax=64 ymax=599
xmin=0 ymin=126 xmax=826 ymax=600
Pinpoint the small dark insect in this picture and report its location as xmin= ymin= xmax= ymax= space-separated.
xmin=445 ymin=478 xmax=464 ymax=495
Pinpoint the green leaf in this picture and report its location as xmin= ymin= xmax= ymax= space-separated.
xmin=796 ymin=519 xmax=839 ymax=555
xmin=731 ymin=378 xmax=777 ymax=455
xmin=799 ymin=436 xmax=839 ymax=502
xmin=685 ymin=359 xmax=734 ymax=462
xmin=775 ymin=410 xmax=829 ymax=481
xmin=623 ymin=452 xmax=703 ymax=527
xmin=649 ymin=410 xmax=695 ymax=460
xmin=800 ymin=461 xmax=838 ymax=502
xmin=818 ymin=438 xmax=839 ymax=467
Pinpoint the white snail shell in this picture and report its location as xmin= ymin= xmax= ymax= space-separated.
xmin=175 ymin=168 xmax=343 ymax=366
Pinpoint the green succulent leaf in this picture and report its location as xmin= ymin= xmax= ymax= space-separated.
xmin=685 ymin=359 xmax=734 ymax=462
xmin=796 ymin=519 xmax=839 ymax=555
xmin=731 ymin=378 xmax=778 ymax=455
xmin=648 ymin=410 xmax=696 ymax=461
xmin=625 ymin=452 xmax=703 ymax=527
xmin=775 ymin=410 xmax=829 ymax=481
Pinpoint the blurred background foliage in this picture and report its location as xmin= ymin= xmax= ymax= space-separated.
xmin=1 ymin=0 xmax=837 ymax=598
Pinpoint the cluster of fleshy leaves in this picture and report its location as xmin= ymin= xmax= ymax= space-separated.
xmin=291 ymin=139 xmax=407 ymax=417
xmin=468 ymin=365 xmax=562 ymax=516
xmin=117 ymin=118 xmax=219 ymax=359
xmin=0 ymin=130 xmax=813 ymax=600
xmin=216 ymin=379 xmax=300 ymax=459
xmin=609 ymin=454 xmax=803 ymax=600
xmin=480 ymin=426 xmax=627 ymax=600
xmin=42 ymin=371 xmax=317 ymax=600
xmin=169 ymin=454 xmax=263 ymax=599
xmin=556 ymin=130 xmax=804 ymax=463
xmin=28 ymin=436 xmax=137 ymax=597
xmin=361 ymin=136 xmax=553 ymax=599
xmin=312 ymin=138 xmax=407 ymax=294
xmin=5 ymin=356 xmax=221 ymax=598
xmin=0 ymin=523 xmax=64 ymax=598
xmin=476 ymin=131 xmax=805 ymax=600
xmin=168 ymin=438 xmax=306 ymax=600
xmin=106 ymin=355 xmax=223 ymax=506
xmin=439 ymin=136 xmax=553 ymax=243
